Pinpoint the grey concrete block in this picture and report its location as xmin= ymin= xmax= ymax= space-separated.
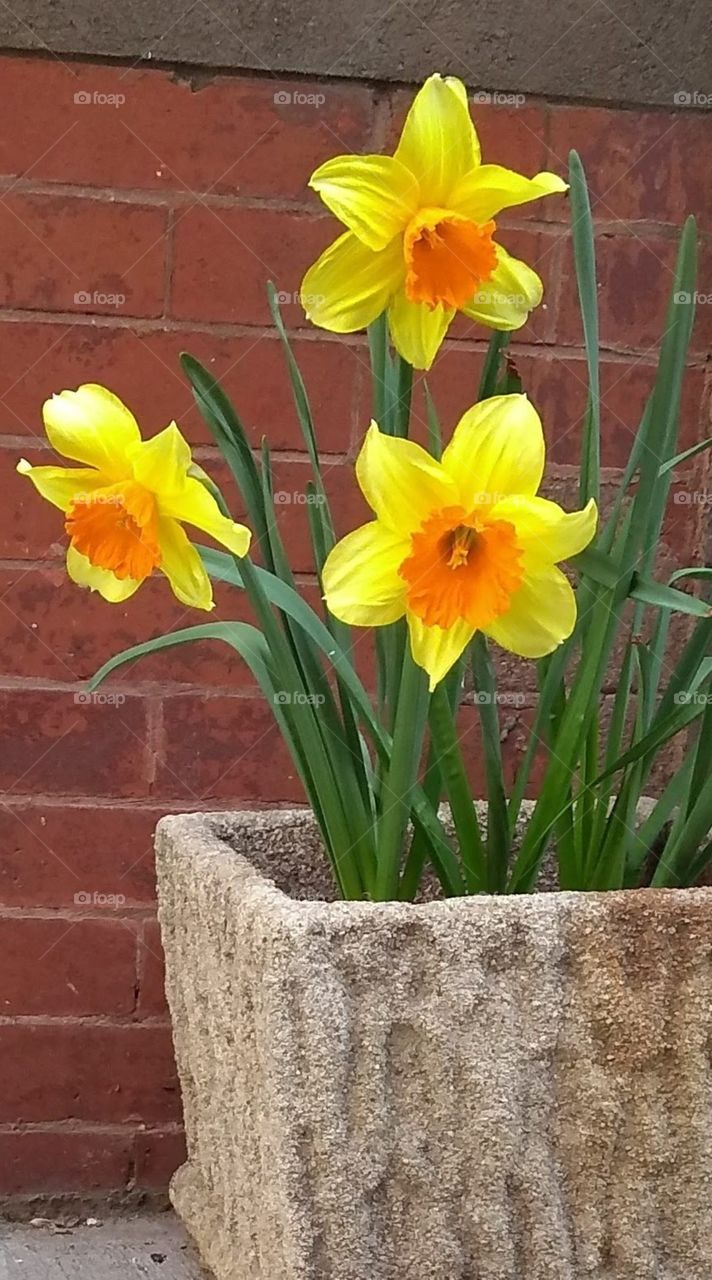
xmin=156 ymin=808 xmax=712 ymax=1280
xmin=1 ymin=0 xmax=707 ymax=108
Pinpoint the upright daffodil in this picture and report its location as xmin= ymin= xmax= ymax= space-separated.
xmin=17 ymin=384 xmax=250 ymax=609
xmin=323 ymin=395 xmax=597 ymax=689
xmin=301 ymin=74 xmax=566 ymax=369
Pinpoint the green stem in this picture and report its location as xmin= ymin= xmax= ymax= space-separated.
xmin=374 ymin=648 xmax=430 ymax=901
xmin=393 ymin=356 xmax=413 ymax=438
xmin=239 ymin=556 xmax=366 ymax=900
xmin=429 ymin=682 xmax=488 ymax=894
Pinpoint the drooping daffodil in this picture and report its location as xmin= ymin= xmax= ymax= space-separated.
xmin=17 ymin=384 xmax=250 ymax=609
xmin=323 ymin=395 xmax=597 ymax=689
xmin=301 ymin=74 xmax=567 ymax=369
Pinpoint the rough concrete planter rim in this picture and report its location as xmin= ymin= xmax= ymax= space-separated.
xmin=156 ymin=807 xmax=712 ymax=1280
xmin=158 ymin=800 xmax=665 ymax=911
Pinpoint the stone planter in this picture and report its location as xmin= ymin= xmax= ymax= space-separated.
xmin=156 ymin=809 xmax=712 ymax=1280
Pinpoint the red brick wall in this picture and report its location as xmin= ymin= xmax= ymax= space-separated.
xmin=0 ymin=53 xmax=710 ymax=1201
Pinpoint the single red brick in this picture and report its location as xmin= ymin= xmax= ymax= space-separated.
xmin=0 ymin=562 xmax=261 ymax=689
xmin=2 ymin=441 xmax=69 ymax=560
xmin=0 ymin=688 xmax=150 ymax=798
xmin=406 ymin=344 xmax=487 ymax=448
xmin=385 ymin=89 xmax=550 ymax=196
xmin=0 ymin=802 xmax=159 ymax=907
xmin=0 ymin=317 xmax=360 ymax=453
xmin=203 ymin=453 xmax=362 ymax=575
xmin=557 ymin=232 xmax=712 ymax=355
xmin=520 ymin=352 xmax=709 ymax=469
xmin=0 ymin=916 xmax=137 ymax=1016
xmin=137 ymin=918 xmax=168 ymax=1016
xmin=163 ymin=330 xmax=361 ymax=454
xmin=0 ymin=1023 xmax=180 ymax=1124
xmin=471 ymin=100 xmax=551 ymax=183
xmin=548 ymin=105 xmax=712 ymax=230
xmin=663 ymin=479 xmax=710 ymax=567
xmin=0 ymin=1127 xmax=134 ymax=1195
xmin=170 ymin=205 xmax=331 ymax=325
xmin=157 ymin=694 xmax=305 ymax=803
xmin=0 ymin=58 xmax=374 ymax=199
xmin=133 ymin=1126 xmax=187 ymax=1188
xmin=0 ymin=194 xmax=166 ymax=317
xmin=451 ymin=699 xmax=543 ymax=800
xmin=250 ymin=456 xmax=366 ymax=574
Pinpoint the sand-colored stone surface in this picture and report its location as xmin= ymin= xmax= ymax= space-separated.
xmin=156 ymin=809 xmax=712 ymax=1280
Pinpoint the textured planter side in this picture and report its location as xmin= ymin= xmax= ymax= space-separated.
xmin=156 ymin=810 xmax=712 ymax=1280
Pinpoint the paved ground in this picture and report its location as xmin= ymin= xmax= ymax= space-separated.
xmin=0 ymin=1212 xmax=209 ymax=1278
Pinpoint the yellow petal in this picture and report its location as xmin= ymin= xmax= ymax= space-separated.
xmin=66 ymin=545 xmax=142 ymax=603
xmin=462 ymin=243 xmax=543 ymax=331
xmin=17 ymin=459 xmax=107 ymax=512
xmin=483 ymin=566 xmax=576 ymax=658
xmin=301 ymin=231 xmax=404 ymax=333
xmin=356 ymin=421 xmax=457 ymax=536
xmin=490 ymin=495 xmax=598 ymax=567
xmin=395 ymin=74 xmax=480 ymax=205
xmin=43 ymin=384 xmax=140 ymax=477
xmin=407 ymin=612 xmax=474 ymax=690
xmin=387 ymin=288 xmax=454 ymax=370
xmin=158 ymin=475 xmax=251 ymax=558
xmin=157 ymin=517 xmax=214 ymax=610
xmin=451 ymin=165 xmax=568 ymax=222
xmin=442 ymin=394 xmax=545 ymax=506
xmin=322 ymin=521 xmax=408 ymax=626
xmin=130 ymin=422 xmax=192 ymax=495
xmin=309 ymin=155 xmax=418 ymax=251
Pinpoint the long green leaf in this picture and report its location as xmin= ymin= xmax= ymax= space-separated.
xmin=568 ymin=150 xmax=600 ymax=506
xmin=471 ymin=634 xmax=510 ymax=891
xmin=180 ymin=353 xmax=272 ymax=566
xmin=428 ymin=682 xmax=487 ymax=894
xmin=199 ymin=546 xmax=464 ymax=893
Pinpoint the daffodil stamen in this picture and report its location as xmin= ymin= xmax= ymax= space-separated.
xmin=404 ymin=210 xmax=497 ymax=310
xmin=446 ymin=524 xmax=478 ymax=569
xmin=399 ymin=506 xmax=524 ymax=631
xmin=65 ymin=484 xmax=162 ymax=582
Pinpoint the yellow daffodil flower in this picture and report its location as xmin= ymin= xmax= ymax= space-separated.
xmin=323 ymin=395 xmax=597 ymax=689
xmin=17 ymin=384 xmax=250 ymax=610
xmin=301 ymin=73 xmax=567 ymax=370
